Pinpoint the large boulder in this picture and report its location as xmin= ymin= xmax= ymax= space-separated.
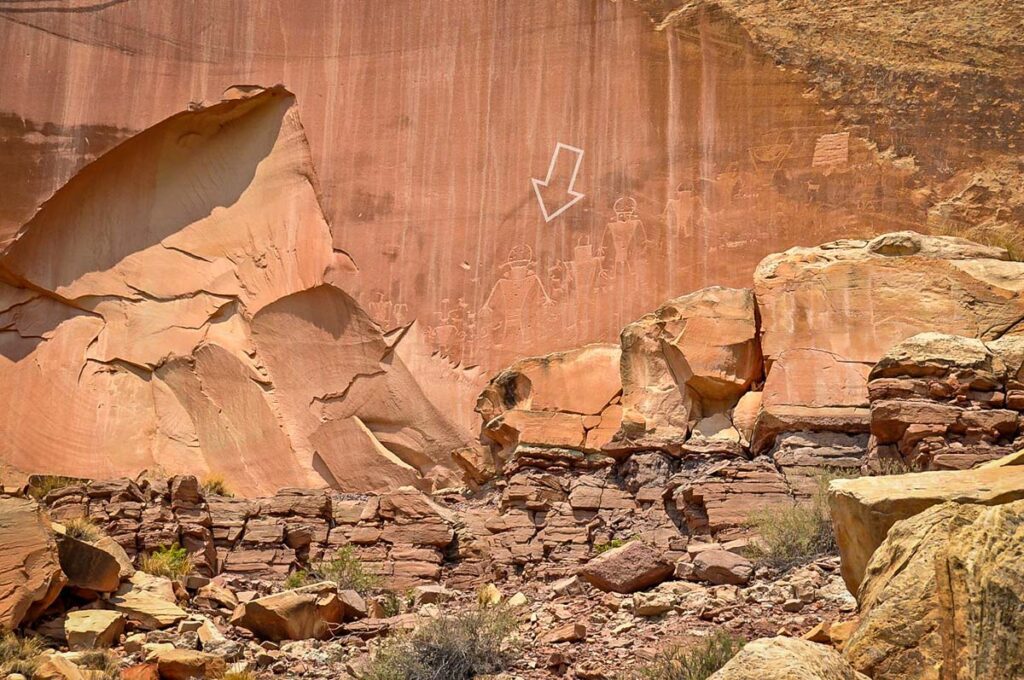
xmin=936 ymin=499 xmax=1024 ymax=679
xmin=844 ymin=499 xmax=1024 ymax=680
xmin=0 ymin=496 xmax=66 ymax=630
xmin=708 ymin=636 xmax=868 ymax=680
xmin=692 ymin=549 xmax=754 ymax=585
xmin=229 ymin=581 xmax=349 ymax=641
xmin=476 ymin=343 xmax=622 ymax=468
xmin=755 ymin=232 xmax=1024 ymax=365
xmin=578 ymin=541 xmax=673 ymax=593
xmin=611 ymin=287 xmax=761 ymax=452
xmin=843 ymin=503 xmax=980 ymax=680
xmin=828 ymin=466 xmax=1024 ymax=594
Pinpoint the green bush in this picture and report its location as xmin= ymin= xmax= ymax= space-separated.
xmin=380 ymin=591 xmax=403 ymax=617
xmin=63 ymin=517 xmax=104 ymax=543
xmin=630 ymin=631 xmax=745 ymax=680
xmin=594 ymin=537 xmax=629 ymax=554
xmin=139 ymin=543 xmax=194 ymax=582
xmin=0 ymin=633 xmax=45 ymax=676
xmin=365 ymin=607 xmax=518 ymax=680
xmin=745 ymin=473 xmax=841 ymax=572
xmin=284 ymin=569 xmax=311 ymax=590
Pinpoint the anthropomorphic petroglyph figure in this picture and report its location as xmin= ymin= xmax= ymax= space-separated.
xmin=565 ymin=237 xmax=605 ymax=295
xmin=602 ymin=197 xmax=648 ymax=276
xmin=480 ymin=245 xmax=552 ymax=342
xmin=430 ymin=298 xmax=469 ymax=359
xmin=663 ymin=182 xmax=701 ymax=239
xmin=367 ymin=290 xmax=393 ymax=328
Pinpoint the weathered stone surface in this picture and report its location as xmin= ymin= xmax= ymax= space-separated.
xmin=613 ymin=287 xmax=762 ymax=451
xmin=937 ymin=499 xmax=1024 ymax=680
xmin=55 ymin=531 xmax=126 ymax=593
xmin=755 ymin=233 xmax=1024 ymax=366
xmin=844 ymin=503 xmax=979 ymax=680
xmin=65 ymin=609 xmax=126 ymax=650
xmin=0 ymin=496 xmax=66 ymax=630
xmin=710 ymin=636 xmax=869 ymax=679
xmin=828 ymin=466 xmax=1024 ymax=594
xmin=229 ymin=582 xmax=347 ymax=641
xmin=578 ymin=541 xmax=673 ymax=593
xmin=675 ymin=459 xmax=793 ymax=537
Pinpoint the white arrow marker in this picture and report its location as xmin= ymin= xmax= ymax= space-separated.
xmin=531 ymin=142 xmax=585 ymax=222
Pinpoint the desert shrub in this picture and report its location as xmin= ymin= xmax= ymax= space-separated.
xmin=316 ymin=545 xmax=381 ymax=594
xmin=76 ymin=649 xmax=120 ymax=679
xmin=63 ymin=517 xmax=105 ymax=543
xmin=201 ymin=474 xmax=233 ymax=498
xmin=139 ymin=543 xmax=193 ymax=582
xmin=284 ymin=569 xmax=311 ymax=590
xmin=27 ymin=475 xmax=78 ymax=500
xmin=745 ymin=472 xmax=845 ymax=571
xmin=364 ymin=607 xmax=518 ymax=680
xmin=0 ymin=633 xmax=45 ymax=676
xmin=380 ymin=591 xmax=403 ymax=617
xmin=630 ymin=631 xmax=745 ymax=680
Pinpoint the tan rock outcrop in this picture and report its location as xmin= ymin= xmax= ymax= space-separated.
xmin=937 ymin=499 xmax=1024 ymax=680
xmin=708 ymin=636 xmax=869 ymax=680
xmin=0 ymin=86 xmax=477 ymax=496
xmin=828 ymin=466 xmax=1024 ymax=594
xmin=843 ymin=503 xmax=979 ymax=680
xmin=753 ymin=232 xmax=1024 ymax=451
xmin=612 ymin=287 xmax=762 ymax=452
xmin=866 ymin=333 xmax=1023 ymax=470
xmin=0 ymin=496 xmax=66 ymax=630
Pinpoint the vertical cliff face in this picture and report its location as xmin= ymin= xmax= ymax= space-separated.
xmin=0 ymin=0 xmax=929 ymax=379
xmin=0 ymin=87 xmax=476 ymax=496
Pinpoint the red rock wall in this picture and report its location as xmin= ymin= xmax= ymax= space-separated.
xmin=0 ymin=0 xmax=922 ymax=378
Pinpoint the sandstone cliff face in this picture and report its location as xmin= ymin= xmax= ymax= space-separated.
xmin=0 ymin=0 xmax=944 ymax=378
xmin=0 ymin=87 xmax=476 ymax=496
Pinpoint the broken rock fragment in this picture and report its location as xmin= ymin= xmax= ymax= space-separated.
xmin=578 ymin=541 xmax=673 ymax=594
xmin=229 ymin=582 xmax=350 ymax=642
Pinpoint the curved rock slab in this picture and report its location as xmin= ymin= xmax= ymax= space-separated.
xmin=0 ymin=87 xmax=474 ymax=495
xmin=0 ymin=496 xmax=66 ymax=630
